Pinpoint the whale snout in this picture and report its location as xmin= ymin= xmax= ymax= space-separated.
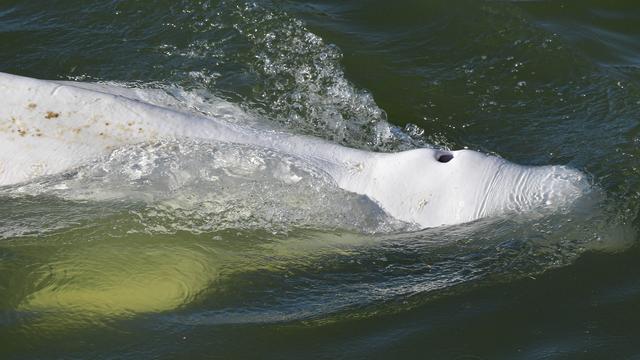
xmin=478 ymin=160 xmax=590 ymax=219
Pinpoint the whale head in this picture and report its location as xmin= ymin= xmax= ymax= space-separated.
xmin=363 ymin=148 xmax=589 ymax=228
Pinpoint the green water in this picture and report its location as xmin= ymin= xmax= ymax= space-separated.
xmin=2 ymin=0 xmax=640 ymax=358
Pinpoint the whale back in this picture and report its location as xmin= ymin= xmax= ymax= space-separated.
xmin=0 ymin=72 xmax=247 ymax=185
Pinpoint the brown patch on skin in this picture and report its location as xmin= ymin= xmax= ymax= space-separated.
xmin=127 ymin=122 xmax=134 ymax=127
xmin=73 ymin=128 xmax=82 ymax=134
xmin=27 ymin=103 xmax=37 ymax=110
xmin=17 ymin=128 xmax=27 ymax=137
xmin=99 ymin=132 xmax=104 ymax=136
xmin=45 ymin=111 xmax=60 ymax=119
xmin=105 ymin=122 xmax=110 ymax=126
xmin=11 ymin=117 xmax=16 ymax=124
xmin=36 ymin=133 xmax=42 ymax=137
xmin=138 ymin=127 xmax=143 ymax=132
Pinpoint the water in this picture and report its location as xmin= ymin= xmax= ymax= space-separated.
xmin=1 ymin=0 xmax=640 ymax=358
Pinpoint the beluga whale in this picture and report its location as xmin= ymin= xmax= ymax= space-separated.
xmin=0 ymin=72 xmax=588 ymax=228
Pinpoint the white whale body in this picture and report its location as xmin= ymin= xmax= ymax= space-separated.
xmin=0 ymin=72 xmax=587 ymax=228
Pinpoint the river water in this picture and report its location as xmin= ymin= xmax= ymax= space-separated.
xmin=1 ymin=1 xmax=640 ymax=358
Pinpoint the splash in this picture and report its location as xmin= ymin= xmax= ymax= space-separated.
xmin=147 ymin=0 xmax=414 ymax=150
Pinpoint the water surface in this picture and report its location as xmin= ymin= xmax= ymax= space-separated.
xmin=1 ymin=1 xmax=640 ymax=359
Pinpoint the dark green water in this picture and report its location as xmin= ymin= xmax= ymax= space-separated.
xmin=1 ymin=1 xmax=640 ymax=358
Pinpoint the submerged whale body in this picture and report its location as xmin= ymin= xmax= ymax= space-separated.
xmin=0 ymin=72 xmax=587 ymax=228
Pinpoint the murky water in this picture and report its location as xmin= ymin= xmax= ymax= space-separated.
xmin=1 ymin=1 xmax=640 ymax=358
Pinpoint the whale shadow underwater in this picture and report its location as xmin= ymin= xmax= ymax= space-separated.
xmin=0 ymin=72 xmax=589 ymax=229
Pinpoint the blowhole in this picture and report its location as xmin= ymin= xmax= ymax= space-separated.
xmin=436 ymin=152 xmax=454 ymax=163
